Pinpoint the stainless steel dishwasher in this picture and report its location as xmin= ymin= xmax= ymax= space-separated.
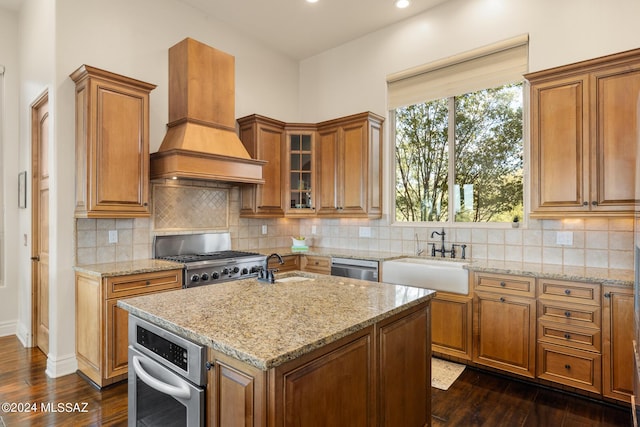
xmin=330 ymin=257 xmax=379 ymax=282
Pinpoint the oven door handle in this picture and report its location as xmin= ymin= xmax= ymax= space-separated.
xmin=132 ymin=355 xmax=191 ymax=400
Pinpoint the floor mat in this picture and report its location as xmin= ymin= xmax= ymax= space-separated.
xmin=432 ymin=357 xmax=466 ymax=390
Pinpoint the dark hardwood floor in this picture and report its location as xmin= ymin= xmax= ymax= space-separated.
xmin=0 ymin=336 xmax=127 ymax=426
xmin=0 ymin=335 xmax=632 ymax=426
xmin=432 ymin=365 xmax=632 ymax=427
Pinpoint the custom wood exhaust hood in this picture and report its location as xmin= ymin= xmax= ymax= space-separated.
xmin=150 ymin=38 xmax=265 ymax=183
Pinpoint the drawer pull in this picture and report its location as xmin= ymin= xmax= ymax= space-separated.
xmin=564 ymin=289 xmax=571 ymax=295
xmin=604 ymin=292 xmax=611 ymax=298
xmin=564 ymin=311 xmax=571 ymax=317
xmin=500 ymin=281 xmax=506 ymax=287
xmin=564 ymin=333 xmax=571 ymax=339
xmin=146 ymin=280 xmax=151 ymax=286
xmin=564 ymin=364 xmax=571 ymax=370
xmin=499 ymin=297 xmax=505 ymax=303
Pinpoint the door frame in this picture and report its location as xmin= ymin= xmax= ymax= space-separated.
xmin=30 ymin=89 xmax=48 ymax=350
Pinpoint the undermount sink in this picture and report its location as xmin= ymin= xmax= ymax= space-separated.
xmin=381 ymin=257 xmax=469 ymax=295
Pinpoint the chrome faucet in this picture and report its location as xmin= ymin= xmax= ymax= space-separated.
xmin=258 ymin=253 xmax=284 ymax=284
xmin=415 ymin=233 xmax=424 ymax=256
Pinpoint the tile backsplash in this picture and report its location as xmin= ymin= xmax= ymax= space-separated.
xmin=74 ymin=182 xmax=634 ymax=271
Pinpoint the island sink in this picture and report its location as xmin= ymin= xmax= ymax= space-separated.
xmin=382 ymin=257 xmax=470 ymax=295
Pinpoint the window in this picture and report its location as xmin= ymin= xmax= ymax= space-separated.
xmin=388 ymin=35 xmax=528 ymax=224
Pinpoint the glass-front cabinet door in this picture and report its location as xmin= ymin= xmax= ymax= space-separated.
xmin=286 ymin=127 xmax=315 ymax=216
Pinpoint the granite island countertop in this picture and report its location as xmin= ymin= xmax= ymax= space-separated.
xmin=118 ymin=271 xmax=435 ymax=370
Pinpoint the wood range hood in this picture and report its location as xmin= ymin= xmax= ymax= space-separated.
xmin=150 ymin=38 xmax=265 ymax=183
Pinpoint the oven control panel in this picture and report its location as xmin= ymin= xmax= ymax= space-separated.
xmin=137 ymin=325 xmax=188 ymax=371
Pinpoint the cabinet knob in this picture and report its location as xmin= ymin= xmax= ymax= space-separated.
xmin=564 ymin=364 xmax=571 ymax=370
xmin=205 ymin=361 xmax=214 ymax=371
xmin=564 ymin=289 xmax=571 ymax=295
xmin=582 ymin=201 xmax=588 ymax=206
xmin=604 ymin=292 xmax=611 ymax=298
xmin=500 ymin=281 xmax=506 ymax=287
xmin=146 ymin=280 xmax=151 ymax=286
xmin=31 ymin=255 xmax=40 ymax=261
xmin=499 ymin=297 xmax=506 ymax=303
xmin=564 ymin=333 xmax=571 ymax=340
xmin=564 ymin=311 xmax=571 ymax=317
xmin=591 ymin=201 xmax=598 ymax=206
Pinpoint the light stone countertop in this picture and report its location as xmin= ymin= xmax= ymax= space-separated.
xmin=73 ymin=259 xmax=184 ymax=278
xmin=118 ymin=271 xmax=435 ymax=370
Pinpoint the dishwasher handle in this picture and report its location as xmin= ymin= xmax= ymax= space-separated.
xmin=331 ymin=257 xmax=378 ymax=269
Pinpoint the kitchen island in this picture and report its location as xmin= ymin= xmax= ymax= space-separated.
xmin=119 ymin=271 xmax=435 ymax=426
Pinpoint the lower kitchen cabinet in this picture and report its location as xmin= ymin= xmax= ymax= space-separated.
xmin=75 ymin=268 xmax=182 ymax=387
xmin=206 ymin=301 xmax=431 ymax=427
xmin=431 ymin=292 xmax=472 ymax=361
xmin=537 ymin=342 xmax=602 ymax=394
xmin=602 ymin=285 xmax=634 ymax=403
xmin=300 ymin=255 xmax=331 ymax=275
xmin=270 ymin=254 xmax=299 ymax=272
xmin=472 ymin=273 xmax=537 ymax=378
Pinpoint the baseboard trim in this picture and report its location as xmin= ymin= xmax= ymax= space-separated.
xmin=16 ymin=323 xmax=32 ymax=347
xmin=45 ymin=353 xmax=78 ymax=378
xmin=0 ymin=320 xmax=17 ymax=338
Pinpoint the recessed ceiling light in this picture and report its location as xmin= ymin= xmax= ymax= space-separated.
xmin=306 ymin=0 xmax=318 ymax=3
xmin=395 ymin=0 xmax=410 ymax=8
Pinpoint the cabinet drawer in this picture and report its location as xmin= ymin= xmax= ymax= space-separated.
xmin=303 ymin=255 xmax=330 ymax=274
xmin=537 ymin=320 xmax=601 ymax=352
xmin=538 ymin=301 xmax=601 ymax=329
xmin=271 ymin=255 xmax=299 ymax=272
xmin=474 ymin=273 xmax=536 ymax=297
xmin=106 ymin=269 xmax=182 ymax=299
xmin=537 ymin=343 xmax=601 ymax=394
xmin=538 ymin=279 xmax=600 ymax=306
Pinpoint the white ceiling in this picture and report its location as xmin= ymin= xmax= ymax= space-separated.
xmin=0 ymin=0 xmax=450 ymax=60
xmin=178 ymin=0 xmax=451 ymax=59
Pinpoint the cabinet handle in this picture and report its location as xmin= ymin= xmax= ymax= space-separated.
xmin=591 ymin=201 xmax=598 ymax=206
xmin=564 ymin=311 xmax=571 ymax=317
xmin=205 ymin=361 xmax=214 ymax=371
xmin=31 ymin=255 xmax=40 ymax=261
xmin=499 ymin=297 xmax=506 ymax=303
xmin=146 ymin=280 xmax=151 ymax=286
xmin=564 ymin=364 xmax=571 ymax=370
xmin=604 ymin=292 xmax=611 ymax=298
xmin=500 ymin=281 xmax=506 ymax=287
xmin=582 ymin=201 xmax=588 ymax=206
xmin=564 ymin=333 xmax=571 ymax=339
xmin=564 ymin=289 xmax=571 ymax=295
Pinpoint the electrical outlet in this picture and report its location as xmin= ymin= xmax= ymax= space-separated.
xmin=311 ymin=225 xmax=317 ymax=235
xmin=556 ymin=231 xmax=573 ymax=246
xmin=261 ymin=225 xmax=268 ymax=235
xmin=108 ymin=230 xmax=118 ymax=244
xmin=359 ymin=226 xmax=371 ymax=238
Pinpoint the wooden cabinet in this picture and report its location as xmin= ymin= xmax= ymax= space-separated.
xmin=75 ymin=269 xmax=182 ymax=387
xmin=473 ymin=273 xmax=536 ymax=378
xmin=285 ymin=126 xmax=317 ymax=216
xmin=206 ymin=300 xmax=431 ymax=427
xmin=301 ymin=255 xmax=331 ymax=275
xmin=431 ymin=292 xmax=473 ymax=361
xmin=527 ymin=49 xmax=640 ymax=217
xmin=270 ymin=255 xmax=300 ymax=272
xmin=238 ymin=115 xmax=286 ymax=217
xmin=536 ymin=279 xmax=602 ymax=394
xmin=602 ymin=285 xmax=634 ymax=402
xmin=316 ymin=112 xmax=383 ymax=218
xmin=70 ymin=65 xmax=156 ymax=218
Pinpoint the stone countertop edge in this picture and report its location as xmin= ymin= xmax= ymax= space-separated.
xmin=73 ymin=259 xmax=184 ymax=278
xmin=118 ymin=272 xmax=436 ymax=371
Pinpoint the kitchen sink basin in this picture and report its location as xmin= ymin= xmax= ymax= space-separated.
xmin=381 ymin=257 xmax=469 ymax=295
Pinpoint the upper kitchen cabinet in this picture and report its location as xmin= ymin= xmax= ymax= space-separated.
xmin=527 ymin=49 xmax=640 ymax=217
xmin=71 ymin=65 xmax=156 ymax=218
xmin=285 ymin=125 xmax=317 ymax=217
xmin=238 ymin=115 xmax=286 ymax=217
xmin=316 ymin=112 xmax=383 ymax=218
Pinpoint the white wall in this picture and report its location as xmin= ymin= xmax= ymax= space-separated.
xmin=0 ymin=6 xmax=20 ymax=337
xmin=299 ymin=0 xmax=640 ymax=122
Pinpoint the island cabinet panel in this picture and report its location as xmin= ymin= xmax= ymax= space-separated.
xmin=75 ymin=269 xmax=182 ymax=388
xmin=238 ymin=115 xmax=286 ymax=217
xmin=70 ymin=65 xmax=156 ymax=218
xmin=431 ymin=292 xmax=473 ymax=360
xmin=270 ymin=255 xmax=299 ymax=272
xmin=527 ymin=48 xmax=640 ymax=217
xmin=602 ymin=285 xmax=634 ymax=403
xmin=377 ymin=303 xmax=431 ymax=427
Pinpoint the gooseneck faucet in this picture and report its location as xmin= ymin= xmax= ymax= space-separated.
xmin=428 ymin=228 xmax=467 ymax=259
xmin=258 ymin=253 xmax=284 ymax=284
